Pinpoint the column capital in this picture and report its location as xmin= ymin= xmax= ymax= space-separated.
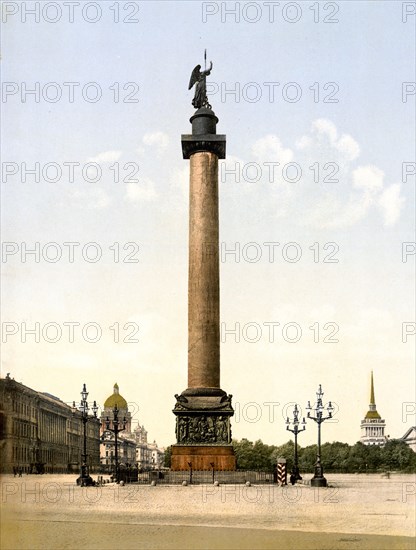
xmin=181 ymin=135 xmax=226 ymax=159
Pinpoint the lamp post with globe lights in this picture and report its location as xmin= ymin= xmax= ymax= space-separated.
xmin=306 ymin=384 xmax=334 ymax=487
xmin=72 ymin=383 xmax=98 ymax=486
xmin=286 ymin=403 xmax=306 ymax=484
xmin=104 ymin=404 xmax=127 ymax=483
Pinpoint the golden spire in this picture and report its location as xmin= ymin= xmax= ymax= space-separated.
xmin=365 ymin=371 xmax=381 ymax=419
xmin=370 ymin=370 xmax=375 ymax=405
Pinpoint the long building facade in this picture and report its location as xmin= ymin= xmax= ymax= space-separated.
xmin=0 ymin=374 xmax=100 ymax=474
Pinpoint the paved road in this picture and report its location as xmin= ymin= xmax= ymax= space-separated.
xmin=1 ymin=516 xmax=415 ymax=550
xmin=1 ymin=474 xmax=415 ymax=549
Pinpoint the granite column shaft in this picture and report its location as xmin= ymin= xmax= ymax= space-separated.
xmin=188 ymin=151 xmax=220 ymax=389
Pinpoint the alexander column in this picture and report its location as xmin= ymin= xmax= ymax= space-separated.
xmin=171 ymin=57 xmax=236 ymax=471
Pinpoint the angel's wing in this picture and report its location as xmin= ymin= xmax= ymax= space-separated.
xmin=188 ymin=65 xmax=201 ymax=90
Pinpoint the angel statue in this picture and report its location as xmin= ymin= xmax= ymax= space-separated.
xmin=188 ymin=54 xmax=213 ymax=110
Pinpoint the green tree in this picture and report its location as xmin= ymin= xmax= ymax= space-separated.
xmin=232 ymin=439 xmax=276 ymax=470
xmin=229 ymin=438 xmax=416 ymax=473
xmin=345 ymin=442 xmax=368 ymax=472
xmin=271 ymin=440 xmax=295 ymax=471
xmin=364 ymin=443 xmax=382 ymax=472
xmin=253 ymin=439 xmax=276 ymax=470
xmin=232 ymin=438 xmax=256 ymax=469
xmin=164 ymin=446 xmax=171 ymax=468
xmin=321 ymin=441 xmax=350 ymax=472
xmin=381 ymin=440 xmax=416 ymax=472
xmin=298 ymin=444 xmax=317 ymax=472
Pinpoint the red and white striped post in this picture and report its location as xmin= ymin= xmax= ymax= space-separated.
xmin=277 ymin=457 xmax=287 ymax=485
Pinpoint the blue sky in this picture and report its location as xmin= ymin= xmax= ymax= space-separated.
xmin=1 ymin=1 xmax=415 ymax=448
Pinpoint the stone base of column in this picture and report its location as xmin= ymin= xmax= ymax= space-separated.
xmin=172 ymin=388 xmax=236 ymax=471
xmin=171 ymin=445 xmax=236 ymax=471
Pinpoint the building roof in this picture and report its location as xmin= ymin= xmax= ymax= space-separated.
xmin=0 ymin=377 xmax=72 ymax=412
xmin=364 ymin=410 xmax=381 ymax=419
xmin=401 ymin=426 xmax=416 ymax=441
xmin=103 ymin=383 xmax=128 ymax=409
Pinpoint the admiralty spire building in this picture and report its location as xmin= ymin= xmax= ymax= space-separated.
xmin=360 ymin=371 xmax=386 ymax=446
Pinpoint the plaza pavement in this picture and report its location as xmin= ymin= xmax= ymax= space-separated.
xmin=1 ymin=473 xmax=415 ymax=549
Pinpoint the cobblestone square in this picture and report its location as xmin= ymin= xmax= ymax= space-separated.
xmin=1 ymin=473 xmax=415 ymax=549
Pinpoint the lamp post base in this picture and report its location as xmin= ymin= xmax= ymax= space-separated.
xmin=290 ymin=467 xmax=302 ymax=485
xmin=310 ymin=475 xmax=327 ymax=487
xmin=311 ymin=459 xmax=326 ymax=487
xmin=76 ymin=463 xmax=95 ymax=487
xmin=77 ymin=475 xmax=95 ymax=487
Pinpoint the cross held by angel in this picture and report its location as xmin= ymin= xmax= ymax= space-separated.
xmin=188 ymin=56 xmax=213 ymax=110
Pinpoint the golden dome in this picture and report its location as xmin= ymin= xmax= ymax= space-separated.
xmin=365 ymin=410 xmax=381 ymax=420
xmin=104 ymin=383 xmax=127 ymax=409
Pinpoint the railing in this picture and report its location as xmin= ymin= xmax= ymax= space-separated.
xmin=128 ymin=470 xmax=276 ymax=485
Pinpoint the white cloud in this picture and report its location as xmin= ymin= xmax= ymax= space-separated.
xmin=378 ymin=184 xmax=405 ymax=226
xmin=314 ymin=118 xmax=338 ymax=143
xmin=125 ymin=177 xmax=157 ymax=203
xmin=340 ymin=193 xmax=374 ymax=226
xmin=336 ymin=134 xmax=360 ymax=162
xmin=88 ymin=150 xmax=122 ymax=163
xmin=352 ymin=165 xmax=384 ymax=193
xmin=220 ymin=154 xmax=246 ymax=186
xmin=171 ymin=166 xmax=189 ymax=199
xmin=282 ymin=120 xmax=404 ymax=228
xmin=295 ymin=135 xmax=312 ymax=149
xmin=221 ymin=120 xmax=402 ymax=229
xmin=302 ymin=186 xmax=379 ymax=229
xmin=297 ymin=118 xmax=360 ymax=161
xmin=252 ymin=134 xmax=293 ymax=165
xmin=142 ymin=131 xmax=169 ymax=148
xmin=69 ymin=187 xmax=111 ymax=210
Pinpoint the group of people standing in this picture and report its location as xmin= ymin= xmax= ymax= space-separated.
xmin=13 ymin=466 xmax=23 ymax=477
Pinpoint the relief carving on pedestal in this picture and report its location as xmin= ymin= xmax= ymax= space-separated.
xmin=176 ymin=415 xmax=231 ymax=444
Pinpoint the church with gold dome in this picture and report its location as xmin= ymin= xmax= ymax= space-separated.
xmin=102 ymin=383 xmax=132 ymax=432
xmin=100 ymin=383 xmax=164 ymax=471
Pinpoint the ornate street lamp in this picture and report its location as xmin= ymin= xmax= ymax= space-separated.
xmin=286 ymin=404 xmax=306 ymax=484
xmin=104 ymin=404 xmax=126 ymax=483
xmin=306 ymin=384 xmax=334 ymax=487
xmin=72 ymin=383 xmax=98 ymax=486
